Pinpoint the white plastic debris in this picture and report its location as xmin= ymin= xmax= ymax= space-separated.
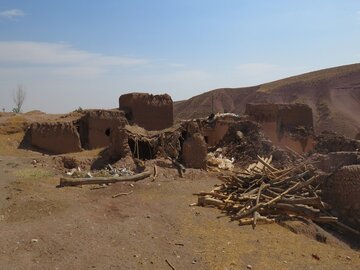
xmin=206 ymin=152 xmax=234 ymax=170
xmin=66 ymin=168 xmax=76 ymax=176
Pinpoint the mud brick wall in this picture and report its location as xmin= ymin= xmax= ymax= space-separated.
xmin=245 ymin=103 xmax=313 ymax=131
xmin=30 ymin=122 xmax=82 ymax=154
xmin=277 ymin=103 xmax=313 ymax=131
xmin=322 ymin=165 xmax=360 ymax=230
xmin=119 ymin=93 xmax=173 ymax=131
xmin=108 ymin=126 xmax=131 ymax=161
xmin=315 ymin=152 xmax=360 ymax=173
xmin=78 ymin=110 xmax=127 ymax=149
xmin=245 ymin=103 xmax=279 ymax=122
xmin=245 ymin=103 xmax=314 ymax=153
xmin=182 ymin=133 xmax=207 ymax=169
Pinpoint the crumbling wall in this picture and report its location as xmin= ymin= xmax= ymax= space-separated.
xmin=217 ymin=120 xmax=279 ymax=166
xmin=245 ymin=103 xmax=279 ymax=122
xmin=315 ymin=132 xmax=360 ymax=154
xmin=108 ymin=126 xmax=131 ymax=161
xmin=314 ymin=152 xmax=360 ymax=173
xmin=202 ymin=121 xmax=231 ymax=146
xmin=78 ymin=110 xmax=127 ymax=149
xmin=260 ymin=121 xmax=314 ymax=153
xmin=322 ymin=165 xmax=360 ymax=229
xmin=245 ymin=103 xmax=313 ymax=131
xmin=119 ymin=93 xmax=173 ymax=131
xmin=30 ymin=122 xmax=82 ymax=154
xmin=277 ymin=103 xmax=313 ymax=131
xmin=245 ymin=103 xmax=314 ymax=153
xmin=182 ymin=133 xmax=207 ymax=169
xmin=199 ymin=114 xmax=242 ymax=146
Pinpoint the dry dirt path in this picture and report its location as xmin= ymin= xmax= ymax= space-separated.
xmin=0 ymin=155 xmax=360 ymax=270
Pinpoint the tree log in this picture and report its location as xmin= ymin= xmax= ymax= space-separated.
xmin=269 ymin=203 xmax=320 ymax=218
xmin=197 ymin=196 xmax=225 ymax=207
xmin=234 ymin=182 xmax=301 ymax=220
xmin=278 ymin=197 xmax=324 ymax=207
xmin=59 ymin=171 xmax=152 ymax=187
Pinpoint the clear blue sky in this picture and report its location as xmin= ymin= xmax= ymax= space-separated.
xmin=0 ymin=0 xmax=359 ymax=113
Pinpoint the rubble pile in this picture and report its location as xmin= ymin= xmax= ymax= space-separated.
xmin=216 ymin=120 xmax=292 ymax=167
xmin=195 ymin=156 xmax=360 ymax=235
xmin=315 ymin=131 xmax=360 ymax=154
xmin=216 ymin=120 xmax=267 ymax=163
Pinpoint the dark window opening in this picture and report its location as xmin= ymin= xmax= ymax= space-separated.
xmin=75 ymin=125 xmax=80 ymax=135
xmin=123 ymin=107 xmax=133 ymax=122
xmin=128 ymin=138 xmax=155 ymax=160
xmin=177 ymin=130 xmax=188 ymax=162
xmin=204 ymin=136 xmax=209 ymax=144
xmin=105 ymin=128 xmax=111 ymax=137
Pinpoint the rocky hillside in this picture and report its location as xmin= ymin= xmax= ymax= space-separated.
xmin=174 ymin=63 xmax=360 ymax=137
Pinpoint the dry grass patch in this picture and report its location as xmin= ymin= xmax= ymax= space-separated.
xmin=0 ymin=115 xmax=28 ymax=135
xmin=13 ymin=167 xmax=54 ymax=179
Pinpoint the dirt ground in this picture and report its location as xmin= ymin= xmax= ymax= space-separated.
xmin=0 ymin=117 xmax=360 ymax=269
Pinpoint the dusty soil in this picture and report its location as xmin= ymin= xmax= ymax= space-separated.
xmin=0 ymin=114 xmax=360 ymax=269
xmin=174 ymin=63 xmax=360 ymax=138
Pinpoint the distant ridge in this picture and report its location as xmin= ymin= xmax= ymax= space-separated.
xmin=174 ymin=63 xmax=360 ymax=137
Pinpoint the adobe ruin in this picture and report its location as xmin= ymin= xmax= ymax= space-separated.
xmin=182 ymin=133 xmax=207 ymax=169
xmin=245 ymin=103 xmax=314 ymax=153
xmin=323 ymin=164 xmax=360 ymax=229
xmin=77 ymin=110 xmax=127 ymax=149
xmin=201 ymin=113 xmax=240 ymax=146
xmin=119 ymin=93 xmax=173 ymax=131
xmin=29 ymin=122 xmax=82 ymax=154
xmin=25 ymin=109 xmax=128 ymax=154
xmin=18 ymin=93 xmax=360 ymax=234
xmin=24 ymin=94 xmax=174 ymax=155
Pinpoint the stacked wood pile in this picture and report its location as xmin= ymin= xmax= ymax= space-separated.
xmin=195 ymin=156 xmax=360 ymax=235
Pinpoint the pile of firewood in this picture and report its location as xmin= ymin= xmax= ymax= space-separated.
xmin=195 ymin=156 xmax=344 ymax=229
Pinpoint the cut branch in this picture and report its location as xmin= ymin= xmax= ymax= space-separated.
xmin=59 ymin=171 xmax=151 ymax=187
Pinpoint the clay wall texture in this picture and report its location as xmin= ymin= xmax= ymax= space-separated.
xmin=261 ymin=122 xmax=314 ymax=154
xmin=315 ymin=152 xmax=359 ymax=173
xmin=277 ymin=104 xmax=313 ymax=131
xmin=182 ymin=133 xmax=207 ymax=169
xmin=30 ymin=122 xmax=82 ymax=154
xmin=322 ymin=165 xmax=360 ymax=229
xmin=108 ymin=126 xmax=131 ymax=161
xmin=245 ymin=103 xmax=279 ymax=122
xmin=119 ymin=93 xmax=173 ymax=131
xmin=245 ymin=103 xmax=313 ymax=130
xmin=202 ymin=121 xmax=232 ymax=146
xmin=245 ymin=103 xmax=314 ymax=153
xmin=78 ymin=110 xmax=127 ymax=149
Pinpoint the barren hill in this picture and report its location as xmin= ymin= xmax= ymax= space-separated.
xmin=174 ymin=63 xmax=360 ymax=137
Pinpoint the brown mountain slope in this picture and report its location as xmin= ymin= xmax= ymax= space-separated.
xmin=174 ymin=63 xmax=360 ymax=137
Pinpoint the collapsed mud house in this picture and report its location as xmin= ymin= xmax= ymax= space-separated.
xmin=119 ymin=93 xmax=173 ymax=131
xmin=245 ymin=103 xmax=314 ymax=153
xmin=25 ymin=93 xmax=174 ymax=154
xmin=24 ymin=96 xmax=317 ymax=167
xmin=27 ymin=109 xmax=127 ymax=154
xmin=20 ymin=92 xmax=360 ymax=233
